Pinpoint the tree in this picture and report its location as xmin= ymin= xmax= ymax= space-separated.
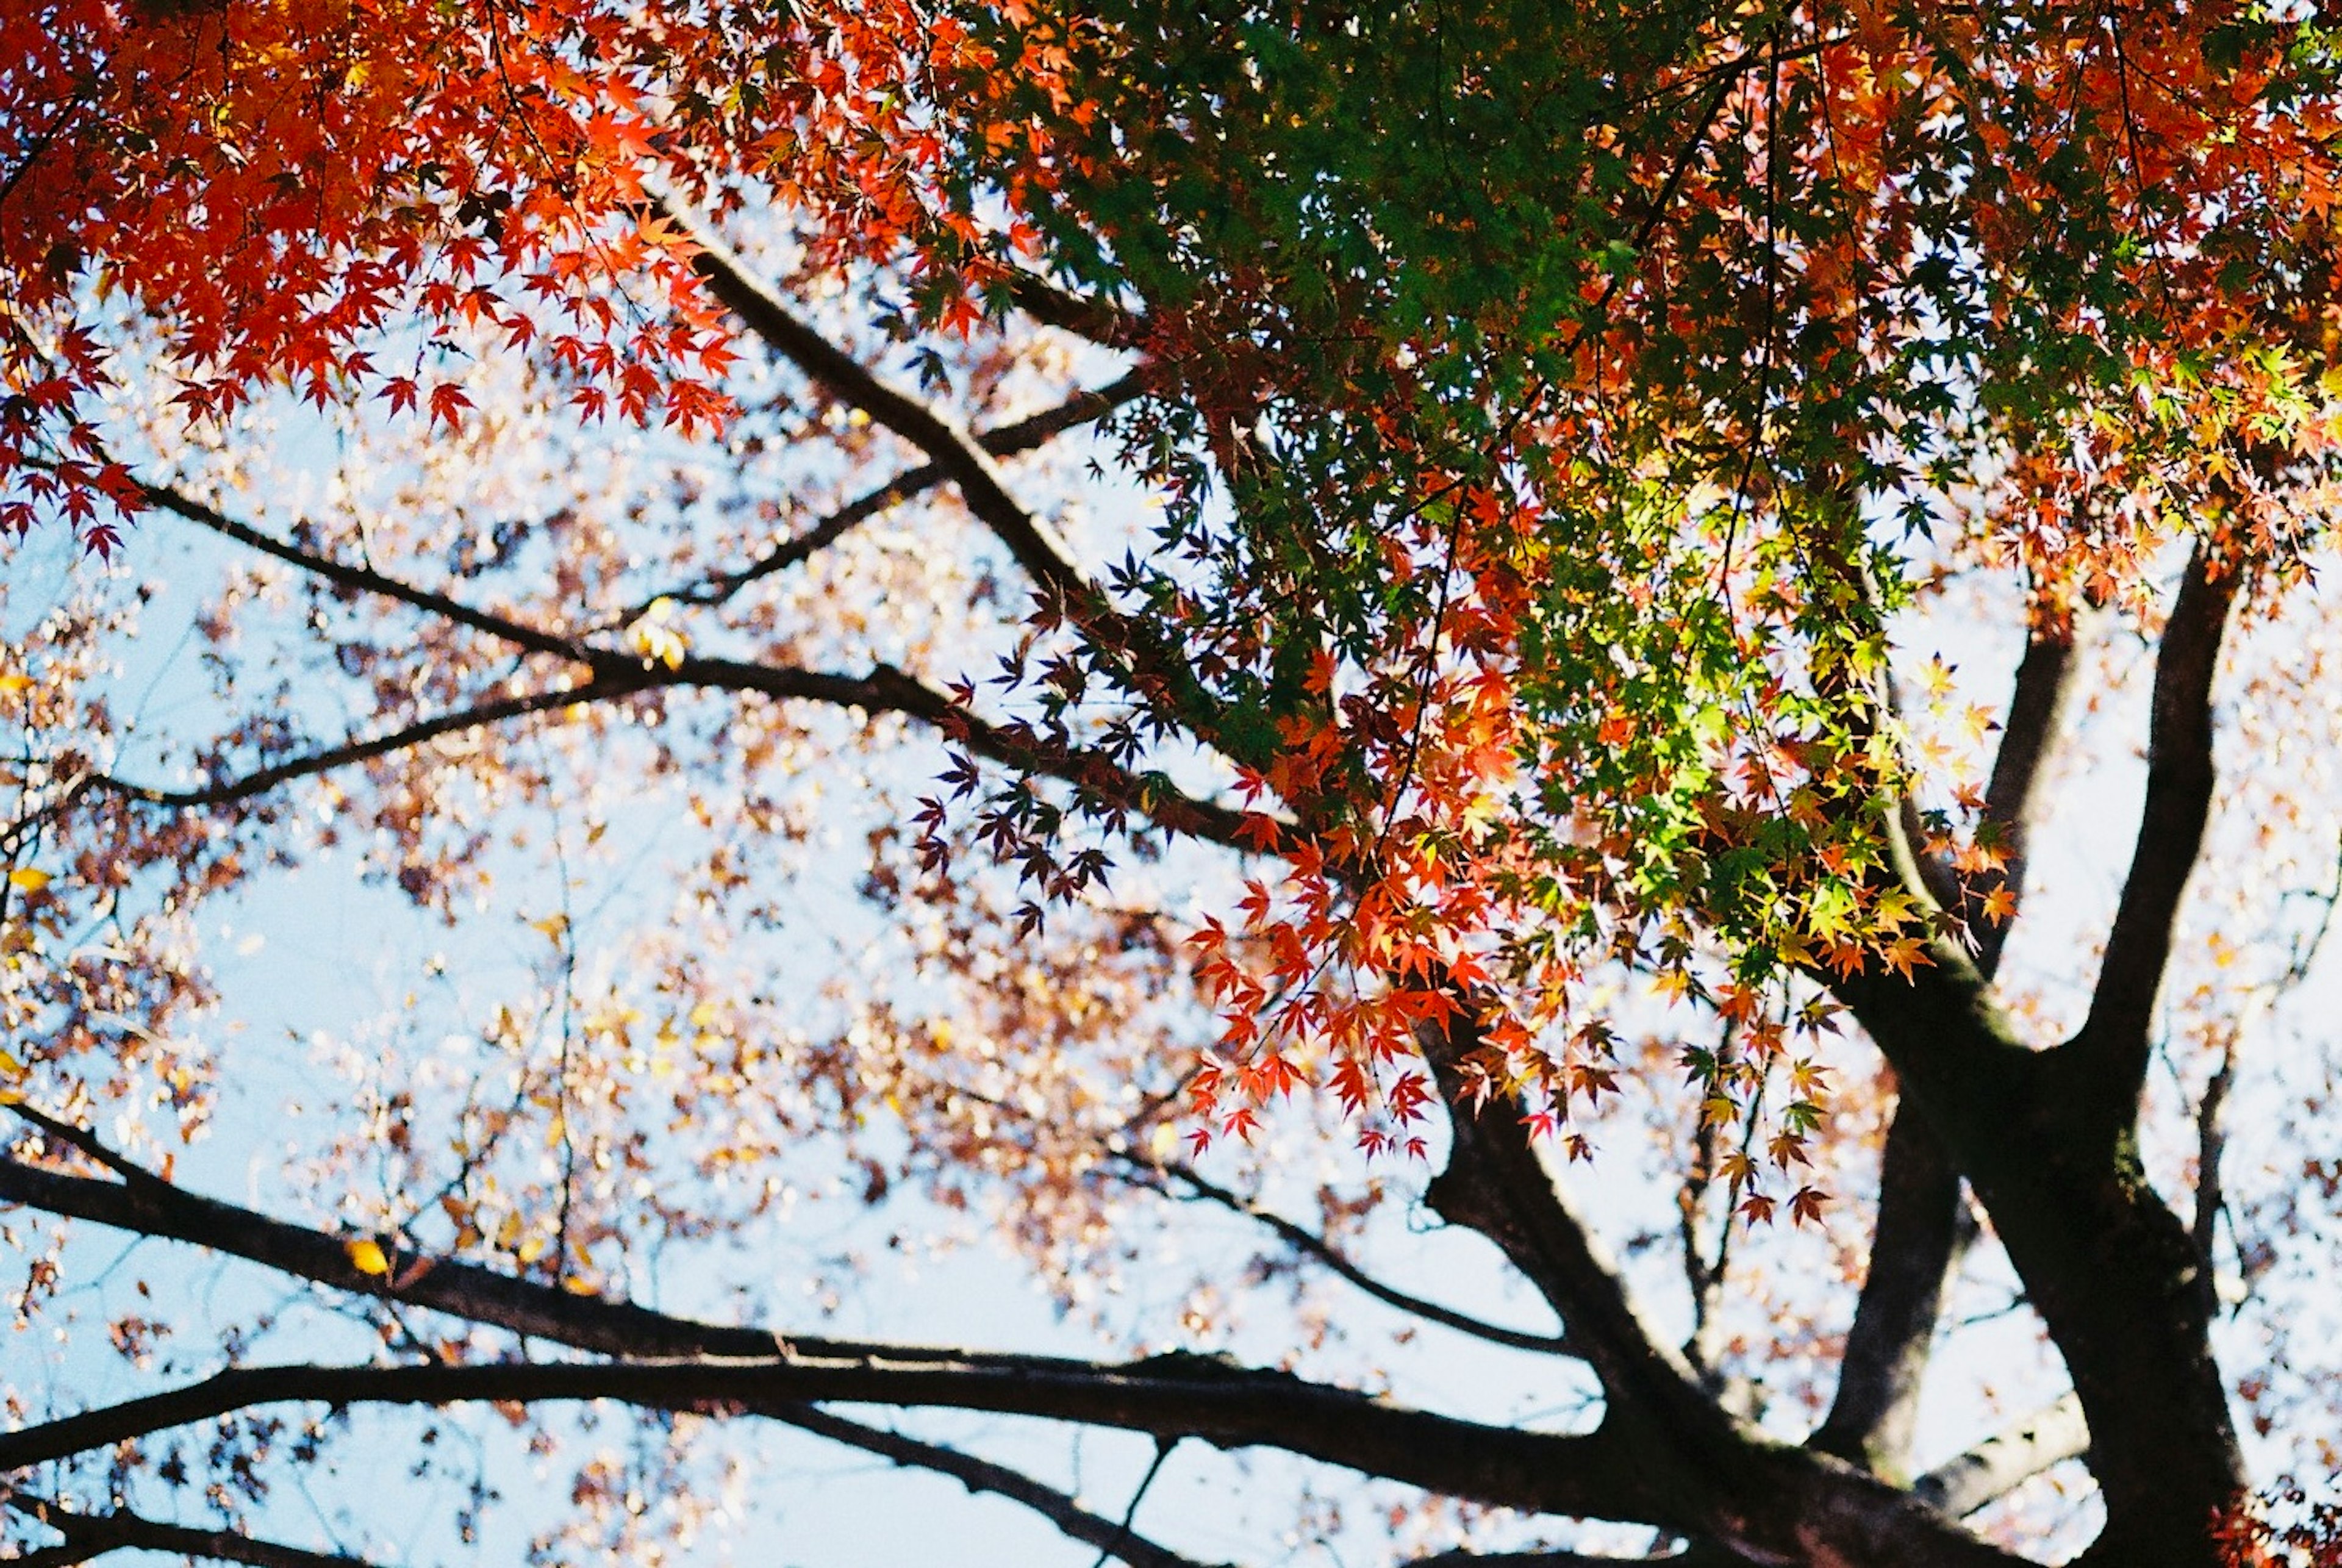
xmin=5 ymin=2 xmax=2342 ymax=1565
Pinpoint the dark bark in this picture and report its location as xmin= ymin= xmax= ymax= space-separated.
xmin=1416 ymin=1016 xmax=2025 ymax=1568
xmin=1807 ymin=1103 xmax=1973 ymax=1478
xmin=0 ymin=1356 xmax=1664 ymax=1527
xmin=0 ymin=1133 xmax=1661 ymax=1530
xmin=1814 ymin=554 xmax=2242 ymax=1567
xmin=1811 ymin=622 xmax=2080 ymax=1477
xmin=2077 ymin=549 xmax=2237 ymax=1092
xmin=4 ymin=1494 xmax=378 ymax=1568
xmin=1832 ymin=940 xmax=2246 ymax=1568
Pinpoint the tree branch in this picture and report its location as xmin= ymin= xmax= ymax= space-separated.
xmin=138 ymin=480 xmax=590 ymax=664
xmin=2079 ymin=546 xmax=2238 ymax=1081
xmin=0 ymin=1137 xmax=795 ymax=1359
xmin=1968 ymin=621 xmax=2083 ymax=974
xmin=85 ymin=678 xmax=660 ymax=819
xmin=87 ymin=651 xmax=1274 ymax=853
xmin=0 ymin=1129 xmax=1658 ymax=1525
xmin=3 ymin=1101 xmax=171 ymax=1192
xmin=1808 ymin=614 xmax=2079 ymax=1473
xmin=1405 ymin=1546 xmax=1742 ymax=1568
xmin=1003 ymin=271 xmax=1148 ymax=350
xmin=3 ymin=1493 xmax=378 ymax=1568
xmin=664 ymin=201 xmax=1100 ymax=607
xmin=1128 ymin=1156 xmax=1580 ymax=1358
xmin=646 ymin=367 xmax=1152 ymax=617
xmin=1807 ymin=1102 xmax=1974 ymax=1479
xmin=0 ymin=1357 xmax=1667 ymax=1527
xmin=92 ymin=677 xmax=650 ymax=809
xmin=1825 ymin=899 xmax=2245 ymax=1563
xmin=1413 ymin=1011 xmax=2024 ymax=1568
xmin=2190 ymin=1031 xmax=2240 ymax=1317
xmin=1910 ymin=1393 xmax=2091 ymax=1519
xmin=665 ymin=201 xmax=1250 ymax=765
xmin=772 ymin=1405 xmax=1221 ymax=1568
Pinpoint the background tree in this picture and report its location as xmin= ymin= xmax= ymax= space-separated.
xmin=7 ymin=2 xmax=2342 ymax=1566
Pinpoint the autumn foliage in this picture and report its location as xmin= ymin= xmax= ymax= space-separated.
xmin=8 ymin=3 xmax=2342 ymax=1567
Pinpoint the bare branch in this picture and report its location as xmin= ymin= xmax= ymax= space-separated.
xmin=665 ymin=202 xmax=1248 ymax=764
xmin=4 ymin=1493 xmax=378 ymax=1568
xmin=0 ymin=1148 xmax=1666 ymax=1531
xmin=772 ymin=1405 xmax=1222 ymax=1568
xmin=650 ymin=366 xmax=1153 ymax=616
xmin=1910 ymin=1394 xmax=2091 ymax=1519
xmin=2191 ymin=1031 xmax=2240 ymax=1315
xmin=1405 ymin=1545 xmax=1742 ymax=1568
xmin=138 ymin=481 xmax=590 ymax=664
xmin=0 ymin=1119 xmax=1647 ymax=1522
xmin=146 ymin=359 xmax=1144 ymax=660
xmin=1129 ymin=1156 xmax=1580 ymax=1358
xmin=88 ymin=653 xmax=1275 ymax=853
xmin=0 ymin=1357 xmax=1668 ymax=1527
xmin=2080 ymin=546 xmax=2238 ymax=1076
xmin=0 ymin=1140 xmax=897 ymax=1362
xmin=91 ymin=676 xmax=659 ymax=810
xmin=2 ymin=1101 xmax=170 ymax=1192
xmin=664 ymin=200 xmax=1097 ymax=605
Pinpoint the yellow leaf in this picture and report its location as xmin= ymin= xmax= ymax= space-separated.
xmin=560 ymin=1275 xmax=600 ymax=1296
xmin=0 ymin=674 xmax=29 ymax=695
xmin=515 ymin=1235 xmax=548 ymax=1264
xmin=0 ymin=1048 xmax=23 ymax=1078
xmin=346 ymin=1239 xmax=391 ymax=1276
xmin=529 ymin=913 xmax=568 ymax=942
xmin=7 ymin=868 xmax=51 ymax=892
xmin=0 ymin=1089 xmax=23 ymax=1106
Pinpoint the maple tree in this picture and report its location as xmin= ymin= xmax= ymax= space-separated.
xmin=10 ymin=1 xmax=2342 ymax=1565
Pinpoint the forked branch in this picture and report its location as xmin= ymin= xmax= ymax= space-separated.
xmin=1414 ymin=1009 xmax=2024 ymax=1568
xmin=1810 ymin=619 xmax=2075 ymax=1477
xmin=644 ymin=365 xmax=1153 ymax=617
xmin=666 ymin=201 xmax=1247 ymax=763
